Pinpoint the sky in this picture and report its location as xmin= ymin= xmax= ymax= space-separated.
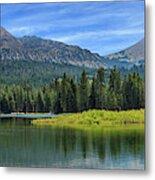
xmin=1 ymin=0 xmax=144 ymax=55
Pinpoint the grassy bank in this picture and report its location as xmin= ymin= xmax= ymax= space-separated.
xmin=32 ymin=109 xmax=144 ymax=127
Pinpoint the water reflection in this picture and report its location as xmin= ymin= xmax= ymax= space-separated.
xmin=0 ymin=118 xmax=144 ymax=169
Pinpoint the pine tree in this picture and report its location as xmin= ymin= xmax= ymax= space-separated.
xmin=89 ymin=77 xmax=97 ymax=109
xmin=54 ymin=92 xmax=63 ymax=114
xmin=109 ymin=67 xmax=121 ymax=94
xmin=61 ymin=73 xmax=68 ymax=112
xmin=44 ymin=93 xmax=52 ymax=112
xmin=106 ymin=91 xmax=118 ymax=110
xmin=1 ymin=94 xmax=10 ymax=113
xmin=95 ymin=67 xmax=105 ymax=109
xmin=8 ymin=92 xmax=15 ymax=112
xmin=108 ymin=67 xmax=121 ymax=110
xmin=67 ymin=79 xmax=77 ymax=112
xmin=0 ymin=67 xmax=144 ymax=113
xmin=122 ymin=72 xmax=144 ymax=109
xmin=79 ymin=70 xmax=89 ymax=111
xmin=37 ymin=90 xmax=45 ymax=112
xmin=53 ymin=79 xmax=63 ymax=113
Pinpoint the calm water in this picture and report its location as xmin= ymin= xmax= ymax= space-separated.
xmin=0 ymin=113 xmax=60 ymax=119
xmin=0 ymin=117 xmax=144 ymax=169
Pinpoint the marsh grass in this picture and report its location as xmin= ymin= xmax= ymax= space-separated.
xmin=32 ymin=109 xmax=144 ymax=128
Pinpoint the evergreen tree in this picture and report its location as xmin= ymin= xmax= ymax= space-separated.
xmin=8 ymin=92 xmax=15 ymax=112
xmin=54 ymin=92 xmax=63 ymax=114
xmin=1 ymin=94 xmax=10 ymax=113
xmin=97 ymin=67 xmax=105 ymax=84
xmin=122 ymin=72 xmax=144 ymax=109
xmin=61 ymin=73 xmax=68 ymax=112
xmin=106 ymin=91 xmax=118 ymax=110
xmin=79 ymin=70 xmax=89 ymax=111
xmin=66 ymin=79 xmax=77 ymax=112
xmin=0 ymin=67 xmax=145 ymax=113
xmin=108 ymin=67 xmax=121 ymax=110
xmin=44 ymin=93 xmax=52 ymax=112
xmin=89 ymin=77 xmax=97 ymax=109
xmin=109 ymin=67 xmax=121 ymax=94
xmin=53 ymin=79 xmax=63 ymax=113
xmin=95 ymin=67 xmax=105 ymax=109
xmin=37 ymin=90 xmax=45 ymax=112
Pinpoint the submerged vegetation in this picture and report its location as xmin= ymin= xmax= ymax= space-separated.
xmin=32 ymin=109 xmax=144 ymax=127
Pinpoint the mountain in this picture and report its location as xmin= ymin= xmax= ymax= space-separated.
xmin=0 ymin=27 xmax=104 ymax=68
xmin=0 ymin=27 xmax=144 ymax=86
xmin=104 ymin=39 xmax=144 ymax=64
xmin=0 ymin=27 xmax=144 ymax=69
xmin=0 ymin=27 xmax=21 ymax=48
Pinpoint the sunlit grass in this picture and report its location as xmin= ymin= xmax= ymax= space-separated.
xmin=32 ymin=109 xmax=144 ymax=128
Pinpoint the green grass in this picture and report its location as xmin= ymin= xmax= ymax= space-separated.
xmin=32 ymin=109 xmax=144 ymax=128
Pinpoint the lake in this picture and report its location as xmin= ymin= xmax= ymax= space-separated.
xmin=0 ymin=116 xmax=144 ymax=169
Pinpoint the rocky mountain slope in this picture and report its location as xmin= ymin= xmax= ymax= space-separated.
xmin=0 ymin=27 xmax=144 ymax=69
xmin=0 ymin=27 xmax=21 ymax=48
xmin=104 ymin=39 xmax=144 ymax=64
xmin=0 ymin=27 xmax=104 ymax=68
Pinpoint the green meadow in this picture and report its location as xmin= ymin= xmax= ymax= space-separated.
xmin=32 ymin=109 xmax=144 ymax=128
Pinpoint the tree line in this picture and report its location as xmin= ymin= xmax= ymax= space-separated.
xmin=0 ymin=67 xmax=144 ymax=113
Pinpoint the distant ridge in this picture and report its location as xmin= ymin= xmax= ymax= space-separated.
xmin=0 ymin=27 xmax=104 ymax=68
xmin=0 ymin=27 xmax=144 ymax=68
xmin=104 ymin=39 xmax=144 ymax=63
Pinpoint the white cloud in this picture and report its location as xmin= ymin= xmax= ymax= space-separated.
xmin=48 ymin=29 xmax=144 ymax=43
xmin=10 ymin=26 xmax=35 ymax=35
xmin=9 ymin=25 xmax=52 ymax=36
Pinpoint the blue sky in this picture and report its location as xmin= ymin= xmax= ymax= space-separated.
xmin=1 ymin=0 xmax=144 ymax=55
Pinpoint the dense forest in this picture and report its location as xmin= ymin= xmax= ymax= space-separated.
xmin=0 ymin=67 xmax=144 ymax=113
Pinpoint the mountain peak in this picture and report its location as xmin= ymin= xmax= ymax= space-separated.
xmin=0 ymin=26 xmax=12 ymax=39
xmin=0 ymin=26 xmax=21 ymax=48
xmin=104 ymin=38 xmax=144 ymax=63
xmin=0 ymin=27 xmax=104 ymax=68
xmin=0 ymin=26 xmax=8 ymax=33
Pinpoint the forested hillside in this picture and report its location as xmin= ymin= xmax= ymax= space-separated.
xmin=0 ymin=67 xmax=144 ymax=113
xmin=0 ymin=60 xmax=144 ymax=87
xmin=0 ymin=60 xmax=96 ymax=86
